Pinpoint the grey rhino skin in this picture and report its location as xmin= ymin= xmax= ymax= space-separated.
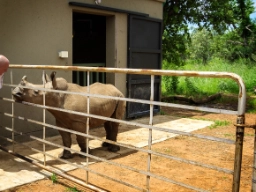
xmin=12 ymin=71 xmax=126 ymax=159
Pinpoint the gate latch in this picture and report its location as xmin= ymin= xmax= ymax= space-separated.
xmin=234 ymin=123 xmax=256 ymax=129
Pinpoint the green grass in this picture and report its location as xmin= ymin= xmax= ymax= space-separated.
xmin=160 ymin=110 xmax=166 ymax=115
xmin=66 ymin=187 xmax=80 ymax=192
xmin=224 ymin=133 xmax=235 ymax=138
xmin=209 ymin=120 xmax=230 ymax=129
xmin=162 ymin=58 xmax=256 ymax=96
xmin=247 ymin=98 xmax=256 ymax=113
xmin=49 ymin=174 xmax=81 ymax=192
xmin=50 ymin=173 xmax=58 ymax=184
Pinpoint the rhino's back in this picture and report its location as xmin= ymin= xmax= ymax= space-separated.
xmin=67 ymin=82 xmax=123 ymax=97
xmin=89 ymin=82 xmax=123 ymax=96
xmin=61 ymin=82 xmax=124 ymax=125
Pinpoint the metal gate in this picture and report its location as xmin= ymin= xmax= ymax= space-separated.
xmin=0 ymin=65 xmax=252 ymax=192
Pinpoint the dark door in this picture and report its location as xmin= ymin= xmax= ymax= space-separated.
xmin=127 ymin=15 xmax=162 ymax=118
xmin=72 ymin=12 xmax=106 ymax=86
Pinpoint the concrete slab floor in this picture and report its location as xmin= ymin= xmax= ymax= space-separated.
xmin=0 ymin=115 xmax=213 ymax=191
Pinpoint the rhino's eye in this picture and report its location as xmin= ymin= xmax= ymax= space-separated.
xmin=33 ymin=90 xmax=39 ymax=95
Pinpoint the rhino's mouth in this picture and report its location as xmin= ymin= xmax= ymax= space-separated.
xmin=12 ymin=93 xmax=23 ymax=102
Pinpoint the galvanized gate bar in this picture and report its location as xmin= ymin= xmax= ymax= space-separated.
xmin=0 ymin=65 xmax=247 ymax=191
xmin=30 ymin=136 xmax=209 ymax=192
xmin=1 ymin=129 xmax=210 ymax=192
xmin=233 ymin=116 xmax=245 ymax=192
xmin=86 ymin=69 xmax=90 ymax=183
xmin=2 ymin=100 xmax=235 ymax=145
xmin=0 ymin=134 xmax=209 ymax=192
xmin=0 ymin=138 xmax=145 ymax=192
xmin=253 ymin=129 xmax=256 ymax=191
xmin=8 ymin=65 xmax=246 ymax=116
xmin=42 ymin=70 xmax=46 ymax=166
xmin=4 ymin=82 xmax=238 ymax=115
xmin=0 ymin=96 xmax=236 ymax=146
xmin=0 ymin=112 xmax=234 ymax=174
xmin=0 ymin=145 xmax=107 ymax=192
xmin=146 ymin=75 xmax=154 ymax=191
xmin=0 ymin=109 xmax=235 ymax=148
xmin=10 ymin=70 xmax=15 ymax=153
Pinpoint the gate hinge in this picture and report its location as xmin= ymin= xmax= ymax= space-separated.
xmin=234 ymin=123 xmax=256 ymax=129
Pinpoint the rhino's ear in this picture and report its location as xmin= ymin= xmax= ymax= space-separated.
xmin=22 ymin=76 xmax=27 ymax=81
xmin=42 ymin=73 xmax=51 ymax=84
xmin=51 ymin=71 xmax=57 ymax=89
xmin=50 ymin=71 xmax=56 ymax=81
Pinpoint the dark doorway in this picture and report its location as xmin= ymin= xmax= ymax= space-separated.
xmin=72 ymin=12 xmax=106 ymax=85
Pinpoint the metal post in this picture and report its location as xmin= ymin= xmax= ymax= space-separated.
xmin=43 ymin=70 xmax=46 ymax=166
xmin=10 ymin=70 xmax=14 ymax=152
xmin=233 ymin=115 xmax=245 ymax=192
xmin=252 ymin=128 xmax=256 ymax=192
xmin=86 ymin=70 xmax=90 ymax=183
xmin=146 ymin=75 xmax=154 ymax=191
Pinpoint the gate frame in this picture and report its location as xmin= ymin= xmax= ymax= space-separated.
xmin=0 ymin=64 xmax=248 ymax=192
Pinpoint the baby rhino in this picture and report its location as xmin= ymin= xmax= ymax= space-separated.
xmin=12 ymin=71 xmax=126 ymax=159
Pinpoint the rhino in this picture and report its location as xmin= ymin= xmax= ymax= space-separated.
xmin=12 ymin=71 xmax=126 ymax=159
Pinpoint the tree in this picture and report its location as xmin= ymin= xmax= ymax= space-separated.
xmin=228 ymin=0 xmax=256 ymax=60
xmin=162 ymin=0 xmax=256 ymax=96
xmin=189 ymin=29 xmax=213 ymax=64
xmin=162 ymin=0 xmax=255 ymax=65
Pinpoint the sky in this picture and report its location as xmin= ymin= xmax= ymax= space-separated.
xmin=250 ymin=0 xmax=256 ymax=19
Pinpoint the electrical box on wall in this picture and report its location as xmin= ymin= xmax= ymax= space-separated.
xmin=59 ymin=51 xmax=68 ymax=58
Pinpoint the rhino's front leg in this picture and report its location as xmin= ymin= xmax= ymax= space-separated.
xmin=73 ymin=122 xmax=88 ymax=158
xmin=58 ymin=130 xmax=72 ymax=159
xmin=56 ymin=119 xmax=72 ymax=159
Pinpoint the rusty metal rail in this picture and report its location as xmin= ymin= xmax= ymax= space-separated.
xmin=9 ymin=64 xmax=246 ymax=116
xmin=0 ymin=64 xmax=248 ymax=192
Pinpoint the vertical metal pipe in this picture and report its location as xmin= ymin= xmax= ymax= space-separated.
xmin=102 ymin=72 xmax=105 ymax=83
xmin=90 ymin=72 xmax=93 ymax=84
xmin=236 ymin=79 xmax=246 ymax=116
xmin=252 ymin=128 xmax=256 ymax=192
xmin=96 ymin=72 xmax=99 ymax=82
xmin=233 ymin=115 xmax=245 ymax=192
xmin=85 ymin=72 xmax=88 ymax=84
xmin=42 ymin=70 xmax=46 ymax=166
xmin=10 ymin=70 xmax=14 ymax=152
xmin=146 ymin=75 xmax=154 ymax=192
xmin=234 ymin=74 xmax=246 ymax=192
xmin=86 ymin=70 xmax=90 ymax=183
xmin=77 ymin=71 xmax=80 ymax=85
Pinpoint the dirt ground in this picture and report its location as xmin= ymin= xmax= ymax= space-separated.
xmin=3 ymin=98 xmax=256 ymax=192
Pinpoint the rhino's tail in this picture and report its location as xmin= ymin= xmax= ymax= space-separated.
xmin=114 ymin=94 xmax=126 ymax=120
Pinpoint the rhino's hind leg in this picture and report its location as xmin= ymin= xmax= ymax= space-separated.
xmin=103 ymin=121 xmax=120 ymax=152
xmin=58 ymin=130 xmax=73 ymax=159
xmin=102 ymin=97 xmax=125 ymax=152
